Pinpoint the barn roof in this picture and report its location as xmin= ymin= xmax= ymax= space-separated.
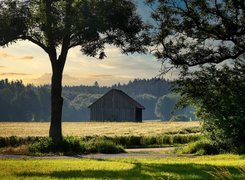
xmin=88 ymin=89 xmax=145 ymax=109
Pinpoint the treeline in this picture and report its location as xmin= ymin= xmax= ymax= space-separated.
xmin=0 ymin=78 xmax=195 ymax=122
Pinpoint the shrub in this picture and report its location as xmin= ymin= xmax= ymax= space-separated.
xmin=29 ymin=138 xmax=53 ymax=153
xmin=0 ymin=134 xmax=202 ymax=153
xmin=29 ymin=136 xmax=124 ymax=154
xmin=0 ymin=137 xmax=8 ymax=147
xmin=238 ymin=145 xmax=245 ymax=154
xmin=90 ymin=138 xmax=124 ymax=154
xmin=56 ymin=136 xmax=86 ymax=154
xmin=140 ymin=136 xmax=157 ymax=146
xmin=178 ymin=139 xmax=219 ymax=155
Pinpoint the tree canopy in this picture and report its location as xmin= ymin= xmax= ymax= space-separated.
xmin=0 ymin=0 xmax=149 ymax=58
xmin=147 ymin=0 xmax=245 ymax=72
xmin=147 ymin=0 xmax=245 ymax=153
xmin=0 ymin=0 xmax=150 ymax=142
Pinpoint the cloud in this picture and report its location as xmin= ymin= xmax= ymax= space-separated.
xmin=0 ymin=51 xmax=34 ymax=61
xmin=89 ymin=74 xmax=113 ymax=79
xmin=98 ymin=64 xmax=117 ymax=69
xmin=30 ymin=73 xmax=79 ymax=85
xmin=0 ymin=72 xmax=31 ymax=76
xmin=19 ymin=56 xmax=34 ymax=60
xmin=0 ymin=66 xmax=5 ymax=68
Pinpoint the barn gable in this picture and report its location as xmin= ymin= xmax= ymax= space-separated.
xmin=88 ymin=89 xmax=145 ymax=122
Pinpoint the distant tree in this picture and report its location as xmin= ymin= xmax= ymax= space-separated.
xmin=135 ymin=93 xmax=157 ymax=120
xmin=0 ymin=0 xmax=149 ymax=143
xmin=155 ymin=94 xmax=178 ymax=121
xmin=170 ymin=114 xmax=189 ymax=122
xmin=94 ymin=81 xmax=99 ymax=88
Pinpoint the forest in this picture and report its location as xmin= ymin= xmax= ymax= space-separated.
xmin=0 ymin=78 xmax=195 ymax=122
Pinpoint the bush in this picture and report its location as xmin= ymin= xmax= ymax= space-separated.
xmin=178 ymin=139 xmax=219 ymax=155
xmin=29 ymin=136 xmax=124 ymax=154
xmin=29 ymin=138 xmax=53 ymax=153
xmin=0 ymin=134 xmax=202 ymax=153
xmin=87 ymin=138 xmax=124 ymax=154
xmin=238 ymin=145 xmax=245 ymax=154
xmin=57 ymin=136 xmax=85 ymax=153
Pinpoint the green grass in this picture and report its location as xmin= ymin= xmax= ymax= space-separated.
xmin=0 ymin=155 xmax=244 ymax=179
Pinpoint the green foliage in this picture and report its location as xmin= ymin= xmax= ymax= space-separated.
xmin=0 ymin=78 xmax=173 ymax=121
xmin=177 ymin=139 xmax=219 ymax=155
xmin=170 ymin=115 xmax=189 ymax=122
xmin=155 ymin=94 xmax=177 ymax=120
xmin=0 ymin=134 xmax=201 ymax=152
xmin=0 ymin=136 xmax=39 ymax=148
xmin=29 ymin=138 xmax=54 ymax=154
xmin=85 ymin=138 xmax=125 ymax=154
xmin=70 ymin=93 xmax=103 ymax=110
xmin=113 ymin=134 xmax=201 ymax=147
xmin=28 ymin=136 xmax=123 ymax=154
xmin=0 ymin=0 xmax=150 ymax=141
xmin=135 ymin=93 xmax=158 ymax=119
xmin=155 ymin=93 xmax=195 ymax=121
xmin=147 ymin=0 xmax=245 ymax=72
xmin=174 ymin=61 xmax=245 ymax=153
xmin=148 ymin=0 xmax=245 ymax=154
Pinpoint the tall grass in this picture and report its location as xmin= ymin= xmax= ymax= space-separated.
xmin=0 ymin=121 xmax=201 ymax=137
xmin=0 ymin=133 xmax=201 ymax=151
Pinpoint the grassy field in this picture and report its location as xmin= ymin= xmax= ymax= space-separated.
xmin=0 ymin=121 xmax=200 ymax=137
xmin=0 ymin=155 xmax=244 ymax=179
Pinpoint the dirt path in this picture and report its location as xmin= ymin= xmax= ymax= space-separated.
xmin=125 ymin=147 xmax=174 ymax=152
xmin=0 ymin=153 xmax=183 ymax=159
xmin=0 ymin=147 xmax=195 ymax=159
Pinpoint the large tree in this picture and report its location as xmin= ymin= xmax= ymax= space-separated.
xmin=147 ymin=0 xmax=245 ymax=152
xmin=0 ymin=0 xmax=149 ymax=143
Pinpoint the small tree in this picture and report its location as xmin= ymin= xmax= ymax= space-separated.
xmin=174 ymin=61 xmax=245 ymax=152
xmin=0 ymin=0 xmax=149 ymax=143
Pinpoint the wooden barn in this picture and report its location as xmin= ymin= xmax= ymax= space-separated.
xmin=88 ymin=89 xmax=145 ymax=122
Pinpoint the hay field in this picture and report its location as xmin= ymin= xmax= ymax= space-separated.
xmin=0 ymin=121 xmax=201 ymax=137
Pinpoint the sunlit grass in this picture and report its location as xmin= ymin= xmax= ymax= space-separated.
xmin=0 ymin=154 xmax=244 ymax=179
xmin=0 ymin=121 xmax=200 ymax=137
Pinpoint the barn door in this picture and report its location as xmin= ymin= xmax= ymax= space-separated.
xmin=135 ymin=108 xmax=142 ymax=122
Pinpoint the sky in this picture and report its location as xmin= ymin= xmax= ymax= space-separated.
xmin=0 ymin=1 xmax=175 ymax=86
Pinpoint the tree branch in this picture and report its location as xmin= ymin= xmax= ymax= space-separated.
xmin=21 ymin=36 xmax=49 ymax=53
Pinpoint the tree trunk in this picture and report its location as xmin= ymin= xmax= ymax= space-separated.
xmin=49 ymin=67 xmax=63 ymax=144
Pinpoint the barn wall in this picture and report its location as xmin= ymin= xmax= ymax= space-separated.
xmin=90 ymin=90 xmax=143 ymax=122
xmin=90 ymin=107 xmax=135 ymax=122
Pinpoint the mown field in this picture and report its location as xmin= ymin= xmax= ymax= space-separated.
xmin=0 ymin=155 xmax=244 ymax=179
xmin=0 ymin=121 xmax=200 ymax=137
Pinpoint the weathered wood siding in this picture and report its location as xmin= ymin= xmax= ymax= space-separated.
xmin=90 ymin=90 xmax=139 ymax=122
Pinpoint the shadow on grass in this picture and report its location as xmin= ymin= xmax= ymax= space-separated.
xmin=16 ymin=161 xmax=245 ymax=179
